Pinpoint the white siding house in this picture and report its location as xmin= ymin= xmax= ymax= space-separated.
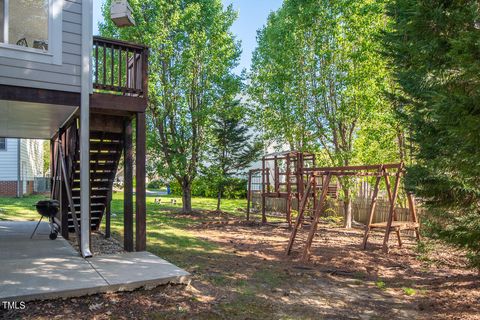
xmin=0 ymin=138 xmax=44 ymax=196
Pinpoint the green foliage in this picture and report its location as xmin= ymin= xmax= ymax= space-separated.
xmin=205 ymin=99 xmax=262 ymax=210
xmin=249 ymin=0 xmax=403 ymax=227
xmin=170 ymin=176 xmax=247 ymax=200
xmin=402 ymin=287 xmax=417 ymax=296
xmin=147 ymin=180 xmax=163 ymax=190
xmin=42 ymin=141 xmax=50 ymax=177
xmin=99 ymin=0 xmax=241 ymax=213
xmin=375 ymin=280 xmax=386 ymax=290
xmin=249 ymin=0 xmax=401 ymax=165
xmin=384 ymin=0 xmax=480 ymax=268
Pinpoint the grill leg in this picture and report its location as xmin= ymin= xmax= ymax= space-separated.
xmin=30 ymin=216 xmax=44 ymax=239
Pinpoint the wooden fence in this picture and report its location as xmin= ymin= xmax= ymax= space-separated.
xmin=250 ymin=191 xmax=422 ymax=224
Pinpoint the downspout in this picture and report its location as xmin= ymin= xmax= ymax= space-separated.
xmin=17 ymin=139 xmax=21 ymax=198
xmin=80 ymin=0 xmax=93 ymax=258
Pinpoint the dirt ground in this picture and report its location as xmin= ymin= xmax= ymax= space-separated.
xmin=2 ymin=214 xmax=479 ymax=320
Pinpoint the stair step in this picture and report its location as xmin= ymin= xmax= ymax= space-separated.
xmin=73 ymin=182 xmax=110 ymax=189
xmin=72 ymin=195 xmax=107 ymax=200
xmin=90 ymin=141 xmax=122 ymax=151
xmin=68 ymin=216 xmax=101 ymax=222
xmin=73 ymin=203 xmax=104 ymax=208
xmin=72 ymin=189 xmax=109 ymax=196
xmin=90 ymin=131 xmax=123 ymax=141
xmin=68 ymin=210 xmax=104 ymax=215
xmin=90 ymin=153 xmax=120 ymax=161
xmin=61 ymin=129 xmax=124 ymax=234
xmin=74 ymin=172 xmax=115 ymax=180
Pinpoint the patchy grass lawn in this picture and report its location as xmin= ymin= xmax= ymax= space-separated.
xmin=0 ymin=193 xmax=247 ymax=265
xmin=0 ymin=194 xmax=45 ymax=221
xmin=107 ymin=192 xmax=246 ymax=263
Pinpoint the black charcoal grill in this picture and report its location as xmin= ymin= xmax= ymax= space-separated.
xmin=30 ymin=200 xmax=60 ymax=240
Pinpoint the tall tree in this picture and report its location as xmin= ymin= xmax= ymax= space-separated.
xmin=250 ymin=0 xmax=399 ymax=228
xmin=384 ymin=0 xmax=480 ymax=267
xmin=100 ymin=0 xmax=241 ymax=213
xmin=206 ymin=100 xmax=262 ymax=211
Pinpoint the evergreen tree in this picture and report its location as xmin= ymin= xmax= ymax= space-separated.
xmin=206 ymin=100 xmax=262 ymax=211
xmin=384 ymin=0 xmax=480 ymax=267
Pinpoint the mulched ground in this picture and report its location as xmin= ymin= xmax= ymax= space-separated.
xmin=2 ymin=215 xmax=478 ymax=320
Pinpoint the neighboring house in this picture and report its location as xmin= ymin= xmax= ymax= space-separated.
xmin=0 ymin=0 xmax=149 ymax=257
xmin=0 ymin=138 xmax=44 ymax=197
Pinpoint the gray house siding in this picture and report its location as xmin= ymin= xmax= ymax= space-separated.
xmin=0 ymin=0 xmax=83 ymax=93
xmin=0 ymin=139 xmax=18 ymax=181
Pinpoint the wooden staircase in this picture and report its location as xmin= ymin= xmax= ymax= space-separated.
xmin=68 ymin=131 xmax=123 ymax=232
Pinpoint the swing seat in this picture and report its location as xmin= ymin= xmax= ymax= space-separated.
xmin=369 ymin=221 xmax=420 ymax=231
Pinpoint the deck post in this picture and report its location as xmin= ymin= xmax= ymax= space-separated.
xmin=105 ymin=190 xmax=111 ymax=239
xmin=135 ymin=112 xmax=147 ymax=251
xmin=261 ymin=157 xmax=267 ymax=223
xmin=59 ymin=132 xmax=69 ymax=240
xmin=124 ymin=118 xmax=134 ymax=252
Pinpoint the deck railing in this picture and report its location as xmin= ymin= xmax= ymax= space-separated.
xmin=92 ymin=36 xmax=148 ymax=97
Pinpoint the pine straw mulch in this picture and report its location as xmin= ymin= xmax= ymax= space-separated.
xmin=2 ymin=216 xmax=479 ymax=320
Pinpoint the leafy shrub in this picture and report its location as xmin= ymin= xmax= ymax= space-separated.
xmin=147 ymin=180 xmax=163 ymax=189
xmin=169 ymin=176 xmax=247 ymax=199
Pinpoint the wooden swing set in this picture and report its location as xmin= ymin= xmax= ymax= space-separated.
xmin=283 ymin=162 xmax=421 ymax=260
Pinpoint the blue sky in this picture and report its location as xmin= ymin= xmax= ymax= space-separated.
xmin=92 ymin=0 xmax=283 ymax=74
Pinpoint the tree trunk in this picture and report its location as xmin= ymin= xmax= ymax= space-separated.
xmin=216 ymin=184 xmax=224 ymax=212
xmin=181 ymin=179 xmax=192 ymax=214
xmin=343 ymin=188 xmax=352 ymax=229
xmin=216 ymin=191 xmax=222 ymax=212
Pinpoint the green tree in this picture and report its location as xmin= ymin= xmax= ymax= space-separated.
xmin=100 ymin=0 xmax=241 ymax=213
xmin=384 ymin=0 xmax=480 ymax=267
xmin=250 ymin=0 xmax=401 ymax=227
xmin=42 ymin=141 xmax=50 ymax=177
xmin=206 ymin=99 xmax=262 ymax=211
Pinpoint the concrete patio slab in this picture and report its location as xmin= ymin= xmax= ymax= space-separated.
xmin=88 ymin=252 xmax=190 ymax=290
xmin=0 ymin=221 xmax=190 ymax=302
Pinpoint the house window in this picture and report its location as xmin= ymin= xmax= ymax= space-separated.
xmin=0 ymin=0 xmax=49 ymax=52
xmin=0 ymin=138 xmax=6 ymax=151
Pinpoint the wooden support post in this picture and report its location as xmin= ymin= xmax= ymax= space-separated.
xmin=136 ymin=112 xmax=147 ymax=252
xmin=58 ymin=141 xmax=81 ymax=247
xmin=50 ymin=139 xmax=55 ymax=199
xmin=266 ymin=168 xmax=271 ymax=194
xmin=123 ymin=118 xmax=134 ymax=252
xmin=382 ymin=164 xmax=403 ymax=253
xmin=246 ymin=170 xmax=252 ymax=221
xmin=312 ymin=172 xmax=317 ymax=220
xmin=286 ymin=175 xmax=314 ymax=256
xmin=302 ymin=173 xmax=332 ymax=261
xmin=395 ymin=229 xmax=403 ymax=247
xmin=362 ymin=167 xmax=383 ymax=249
xmin=274 ymin=156 xmax=279 ymax=196
xmin=407 ymin=193 xmax=421 ymax=241
xmin=286 ymin=156 xmax=292 ymax=225
xmin=105 ymin=191 xmax=111 ymax=239
xmin=297 ymin=153 xmax=304 ymax=197
xmin=56 ymin=136 xmax=69 ymax=240
xmin=261 ymin=157 xmax=267 ymax=224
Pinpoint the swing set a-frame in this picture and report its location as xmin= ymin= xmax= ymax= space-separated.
xmin=281 ymin=161 xmax=421 ymax=261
